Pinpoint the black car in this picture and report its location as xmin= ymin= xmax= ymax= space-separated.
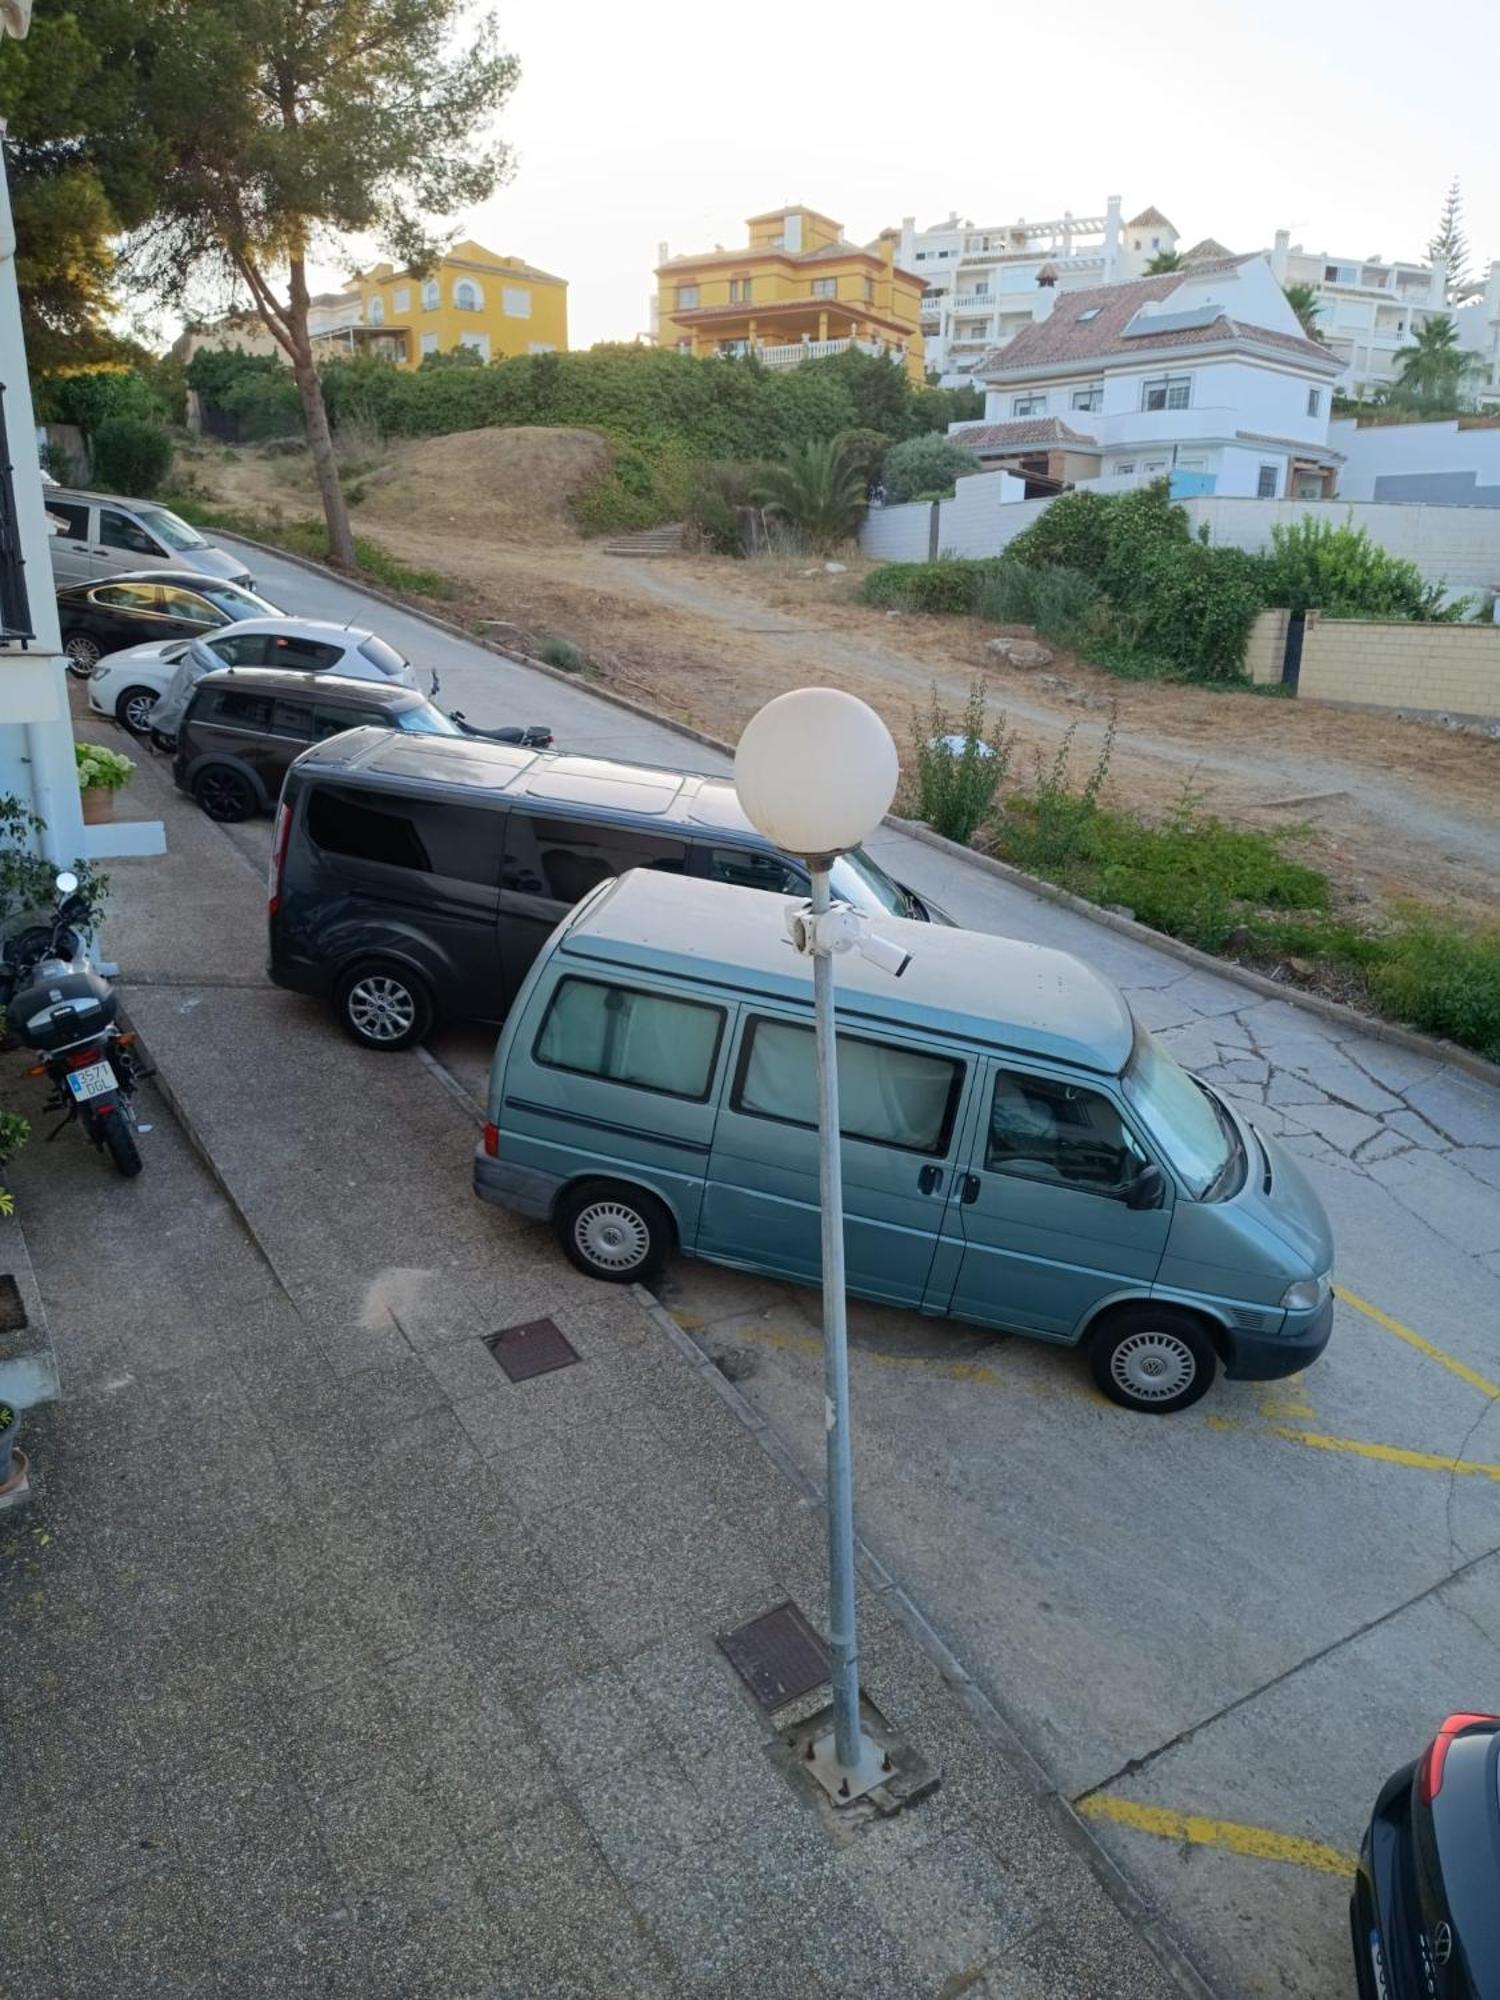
xmin=57 ymin=571 xmax=281 ymax=675
xmin=1353 ymin=1712 xmax=1500 ymax=1998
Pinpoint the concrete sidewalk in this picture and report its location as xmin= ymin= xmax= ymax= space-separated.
xmin=0 ymin=709 xmax=1196 ymax=1992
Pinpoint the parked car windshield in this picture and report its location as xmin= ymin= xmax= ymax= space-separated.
xmin=136 ymin=506 xmax=207 ymax=553
xmin=829 ymin=846 xmax=911 ymax=918
xmin=193 ymin=581 xmax=273 ymax=620
xmin=357 ymin=636 xmax=411 ymax=678
xmin=395 ymin=703 xmax=463 ymax=736
xmin=1120 ymin=1024 xmax=1241 ymax=1200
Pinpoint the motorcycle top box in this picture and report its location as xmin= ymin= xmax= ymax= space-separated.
xmin=10 ymin=964 xmax=118 ymax=1052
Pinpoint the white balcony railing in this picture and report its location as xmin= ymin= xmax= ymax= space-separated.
xmin=949 ymin=294 xmax=995 ymax=312
xmin=755 ymin=337 xmax=897 ymax=369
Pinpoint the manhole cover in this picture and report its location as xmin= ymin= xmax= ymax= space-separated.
xmin=718 ymin=1601 xmax=830 ymax=1710
xmin=0 ymin=1276 xmax=25 ymax=1335
xmin=484 ymin=1318 xmax=580 ymax=1383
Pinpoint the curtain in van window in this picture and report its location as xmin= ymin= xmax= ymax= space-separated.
xmin=739 ymin=1019 xmax=957 ymax=1154
xmin=536 ymin=979 xmax=722 ymax=1099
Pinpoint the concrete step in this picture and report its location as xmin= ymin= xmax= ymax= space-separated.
xmin=599 ymin=523 xmax=686 ymax=557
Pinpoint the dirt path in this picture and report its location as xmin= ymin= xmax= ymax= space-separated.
xmin=183 ymin=441 xmax=1500 ymax=926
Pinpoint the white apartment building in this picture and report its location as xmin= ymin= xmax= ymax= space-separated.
xmin=1268 ymin=232 xmax=1453 ymax=398
xmin=898 ymin=200 xmax=1193 ymax=383
xmin=957 ymin=257 xmax=1343 ymax=500
xmin=1455 ymin=262 xmax=1500 ymax=407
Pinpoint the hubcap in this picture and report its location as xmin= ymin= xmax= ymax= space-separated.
xmin=124 ymin=692 xmax=155 ymax=732
xmin=1110 ymin=1330 xmax=1197 ymax=1403
xmin=200 ymin=773 xmax=245 ymax=818
xmin=66 ymin=638 xmax=98 ymax=672
xmin=575 ymin=1200 xmax=650 ymax=1272
xmin=348 ymin=975 xmax=416 ymax=1043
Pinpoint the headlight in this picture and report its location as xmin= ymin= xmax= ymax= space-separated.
xmin=1281 ymin=1274 xmax=1330 ymax=1312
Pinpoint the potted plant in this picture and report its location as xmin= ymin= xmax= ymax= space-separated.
xmin=76 ymin=741 xmax=136 ymax=824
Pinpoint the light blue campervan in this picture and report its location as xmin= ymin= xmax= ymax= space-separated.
xmin=474 ymin=871 xmax=1335 ymax=1414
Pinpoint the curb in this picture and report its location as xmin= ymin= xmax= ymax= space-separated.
xmin=633 ymin=1282 xmax=1222 ymax=2000
xmin=219 ymin=529 xmax=1500 ymax=1095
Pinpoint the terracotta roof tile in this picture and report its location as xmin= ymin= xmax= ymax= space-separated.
xmin=1127 ymin=206 xmax=1176 ymax=230
xmin=951 ymin=419 xmax=1099 ymax=450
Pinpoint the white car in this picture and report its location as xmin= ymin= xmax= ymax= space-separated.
xmin=89 ymin=617 xmax=425 ymax=737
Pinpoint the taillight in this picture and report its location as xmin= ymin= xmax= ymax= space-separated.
xmin=1417 ymin=1712 xmax=1498 ymax=1804
xmin=65 ymin=1045 xmax=103 ymax=1069
xmin=482 ymin=1121 xmax=500 ymax=1157
xmin=268 ymin=800 xmax=291 ymax=916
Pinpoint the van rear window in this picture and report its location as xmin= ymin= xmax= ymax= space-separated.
xmin=734 ymin=1016 xmax=962 ymax=1155
xmin=304 ymin=784 xmax=501 ymax=886
xmin=534 ymin=977 xmax=724 ymax=1101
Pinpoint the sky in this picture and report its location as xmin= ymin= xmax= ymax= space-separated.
xmin=306 ymin=0 xmax=1500 ymax=346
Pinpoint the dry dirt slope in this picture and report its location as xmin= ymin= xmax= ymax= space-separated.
xmin=187 ymin=431 xmax=1500 ymax=925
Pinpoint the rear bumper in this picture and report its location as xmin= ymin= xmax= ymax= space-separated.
xmin=473 ymin=1150 xmax=562 ymax=1221
xmin=1223 ymin=1293 xmax=1333 ymax=1381
xmin=267 ymin=950 xmax=333 ymax=1001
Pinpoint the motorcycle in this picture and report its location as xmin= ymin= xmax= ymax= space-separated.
xmin=4 ymin=873 xmax=146 ymax=1178
xmin=448 ymin=712 xmax=553 ymax=749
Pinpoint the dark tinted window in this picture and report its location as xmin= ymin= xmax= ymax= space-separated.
xmin=704 ymin=846 xmax=803 ymax=894
xmin=734 ymin=1016 xmax=962 ymax=1156
xmin=159 ymin=587 xmax=217 ymax=622
xmin=270 ymin=699 xmax=314 ymax=740
xmin=203 ymin=689 xmax=274 ymax=730
xmin=304 ymin=785 xmax=501 ymax=885
xmin=99 ymin=508 xmax=161 ymax=555
xmin=313 ymin=705 xmax=391 ymax=741
xmin=986 ymin=1070 xmax=1146 ymax=1193
xmin=93 ymin=582 xmax=160 ymax=612
xmin=264 ymin=633 xmax=344 ymax=672
xmin=46 ymin=501 xmax=90 ymax=539
xmin=534 ymin=978 xmax=724 ymax=1101
xmin=504 ymin=812 xmax=687 ymax=904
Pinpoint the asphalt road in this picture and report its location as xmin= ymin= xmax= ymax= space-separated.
xmin=207 ymin=537 xmax=1500 ymax=1999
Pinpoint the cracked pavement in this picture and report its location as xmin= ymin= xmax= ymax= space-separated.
xmin=224 ymin=544 xmax=1500 ymax=1996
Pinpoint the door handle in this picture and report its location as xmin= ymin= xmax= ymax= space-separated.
xmin=917 ymin=1164 xmax=943 ymax=1196
xmin=960 ymin=1173 xmax=981 ymax=1205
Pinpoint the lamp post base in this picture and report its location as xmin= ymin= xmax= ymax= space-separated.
xmin=803 ymin=1724 xmax=892 ymax=1805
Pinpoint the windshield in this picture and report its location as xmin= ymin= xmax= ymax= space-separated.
xmin=396 ymin=703 xmax=462 ymax=736
xmin=194 ymin=581 xmax=271 ymax=619
xmin=358 ymin=635 xmax=411 ymax=678
xmin=136 ymin=506 xmax=207 ymax=553
xmin=1120 ymin=1024 xmax=1241 ymax=1200
xmin=830 ymin=846 xmax=911 ymax=918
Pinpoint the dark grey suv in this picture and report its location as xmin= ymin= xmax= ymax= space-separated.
xmin=268 ymin=730 xmax=947 ymax=1049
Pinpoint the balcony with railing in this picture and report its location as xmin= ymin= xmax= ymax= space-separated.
xmin=755 ymin=336 xmax=902 ymax=368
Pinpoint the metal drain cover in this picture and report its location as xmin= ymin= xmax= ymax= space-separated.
xmin=718 ymin=1600 xmax=830 ymax=1710
xmin=484 ymin=1318 xmax=580 ymax=1383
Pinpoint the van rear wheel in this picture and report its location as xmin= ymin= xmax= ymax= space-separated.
xmin=334 ymin=960 xmax=434 ymax=1052
xmin=194 ymin=763 xmax=257 ymax=822
xmin=556 ymin=1181 xmax=670 ymax=1285
xmin=1089 ymin=1306 xmax=1216 ymax=1414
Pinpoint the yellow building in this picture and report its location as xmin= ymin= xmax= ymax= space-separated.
xmin=655 ymin=207 xmax=925 ymax=381
xmin=320 ymin=239 xmax=568 ymax=369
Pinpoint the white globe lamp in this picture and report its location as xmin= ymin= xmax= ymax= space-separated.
xmin=734 ymin=687 xmax=898 ymax=859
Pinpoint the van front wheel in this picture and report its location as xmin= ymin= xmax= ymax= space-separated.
xmin=1089 ymin=1307 xmax=1216 ymax=1414
xmin=556 ymin=1182 xmax=670 ymax=1285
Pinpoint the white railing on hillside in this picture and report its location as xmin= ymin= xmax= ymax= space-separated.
xmin=755 ymin=337 xmax=895 ymax=368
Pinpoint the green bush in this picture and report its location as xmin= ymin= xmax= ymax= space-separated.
xmin=1263 ymin=516 xmax=1460 ymax=621
xmin=752 ymin=438 xmax=867 ymax=553
xmin=538 ymin=635 xmax=585 ymax=672
xmin=974 ymin=559 xmax=1101 ymax=641
xmin=1366 ymin=919 xmax=1500 ymax=1061
xmin=36 ymin=367 xmax=165 ymax=441
xmin=833 ymin=427 xmax=892 ymax=485
xmin=883 ymin=432 xmax=981 ymax=504
xmin=571 ymin=435 xmax=697 ymax=537
xmin=1006 ymin=487 xmax=1114 ymax=576
xmin=906 ymin=683 xmax=1014 ymax=844
xmin=90 ymin=416 xmax=173 ymax=495
xmin=221 ymin=371 xmax=302 ymax=442
xmin=685 ymin=461 xmax=767 ymax=555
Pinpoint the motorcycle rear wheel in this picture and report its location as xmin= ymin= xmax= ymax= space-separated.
xmin=99 ymin=1113 xmax=143 ymax=1178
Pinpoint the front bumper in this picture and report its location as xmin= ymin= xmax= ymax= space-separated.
xmin=473 ymin=1150 xmax=562 ymax=1220
xmin=1223 ymin=1292 xmax=1333 ymax=1381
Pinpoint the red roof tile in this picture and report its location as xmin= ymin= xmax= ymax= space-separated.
xmin=952 ymin=419 xmax=1099 ymax=450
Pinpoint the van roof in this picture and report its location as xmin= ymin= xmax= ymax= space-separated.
xmin=560 ymin=870 xmax=1135 ymax=1076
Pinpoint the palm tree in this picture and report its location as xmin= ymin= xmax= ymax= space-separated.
xmin=753 ymin=439 xmax=868 ymax=554
xmin=1392 ymin=315 xmax=1486 ymax=412
xmin=1282 ymin=282 xmax=1326 ymax=342
xmin=1145 ymin=250 xmax=1183 ymax=275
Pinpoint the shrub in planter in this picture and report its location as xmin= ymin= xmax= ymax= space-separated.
xmin=77 ymin=741 xmax=136 ymax=820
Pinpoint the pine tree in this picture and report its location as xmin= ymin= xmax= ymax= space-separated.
xmin=1427 ymin=179 xmax=1472 ymax=302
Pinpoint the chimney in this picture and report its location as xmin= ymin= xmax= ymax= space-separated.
xmin=657 ymin=239 xmax=669 ymax=269
xmin=1104 ymin=196 xmax=1121 ymax=281
xmin=1271 ymin=229 xmax=1290 ymax=284
xmin=1033 ymin=286 xmax=1057 ymax=323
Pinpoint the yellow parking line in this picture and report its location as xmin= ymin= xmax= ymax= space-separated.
xmin=1335 ymin=1284 xmax=1500 ymax=1402
xmin=1077 ymin=1794 xmax=1356 ymax=1878
xmin=1267 ymin=1424 xmax=1500 ymax=1483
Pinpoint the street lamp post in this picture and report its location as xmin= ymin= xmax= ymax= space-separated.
xmin=735 ymin=687 xmax=903 ymax=1799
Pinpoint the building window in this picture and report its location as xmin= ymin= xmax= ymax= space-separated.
xmin=1071 ymin=385 xmax=1103 ymax=412
xmin=421 ymin=278 xmax=439 ymax=311
xmin=367 ymin=296 xmax=385 ymax=326
xmin=459 ymin=332 xmax=490 ymax=360
xmin=1115 ymin=462 xmax=1136 ymax=475
xmin=454 ymin=278 xmax=483 ymax=312
xmin=502 ymin=287 xmax=531 ymax=319
xmin=1257 ymin=464 xmax=1280 ymax=498
xmin=1142 ymin=374 xmax=1190 ymax=411
xmin=916 ymin=251 xmax=928 ymax=261
xmin=420 ymin=332 xmax=438 ymax=355
xmin=1012 ymin=394 xmax=1046 ymax=417
xmin=811 ymin=277 xmax=837 ymax=299
xmin=1075 ymin=306 xmax=1102 ymax=322
xmin=393 ymin=287 xmax=410 ymax=314
xmin=1307 ymin=387 xmax=1321 ymax=416
xmin=676 ymin=284 xmax=699 ymax=309
xmin=728 ymin=277 xmax=751 ymax=303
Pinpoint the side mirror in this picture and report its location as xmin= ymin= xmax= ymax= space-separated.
xmin=1125 ymin=1162 xmax=1166 ymax=1210
xmin=55 ymin=871 xmax=79 ymax=897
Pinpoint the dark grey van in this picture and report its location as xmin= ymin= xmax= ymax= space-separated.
xmin=268 ymin=731 xmax=947 ymax=1050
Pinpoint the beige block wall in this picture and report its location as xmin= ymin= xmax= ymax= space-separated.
xmin=1297 ymin=614 xmax=1500 ymax=722
xmin=1244 ymin=609 xmax=1289 ymax=685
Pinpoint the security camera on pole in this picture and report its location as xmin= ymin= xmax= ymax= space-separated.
xmin=734 ymin=686 xmax=908 ymax=1803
